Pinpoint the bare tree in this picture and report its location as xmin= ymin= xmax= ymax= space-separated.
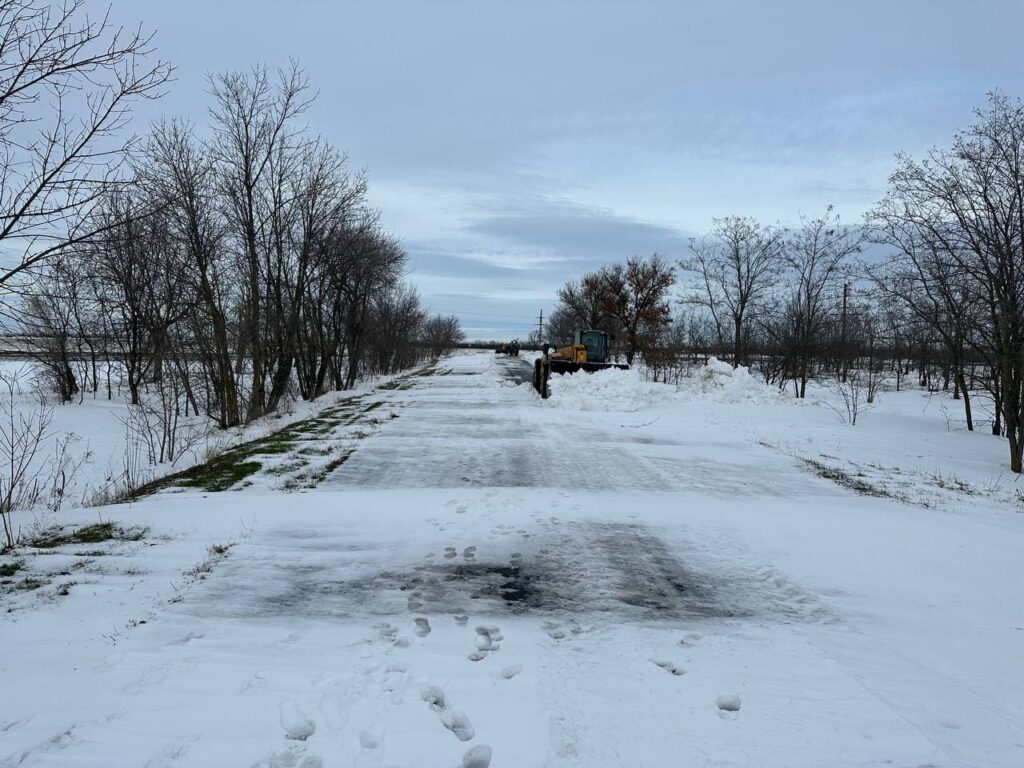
xmin=208 ymin=62 xmax=312 ymax=420
xmin=781 ymin=207 xmax=863 ymax=397
xmin=543 ymin=304 xmax=580 ymax=347
xmin=20 ymin=256 xmax=79 ymax=401
xmin=264 ymin=140 xmax=365 ymax=411
xmin=422 ymin=314 xmax=464 ymax=358
xmin=828 ymin=368 xmax=870 ymax=426
xmin=0 ymin=366 xmax=51 ymax=548
xmin=869 ymin=201 xmax=979 ymax=430
xmin=144 ymin=119 xmax=240 ymax=428
xmin=878 ymin=92 xmax=1024 ymax=470
xmin=0 ymin=0 xmax=169 ymax=293
xmin=361 ymin=283 xmax=427 ymax=380
xmin=682 ymin=216 xmax=784 ymax=367
xmin=556 ymin=274 xmax=616 ymax=333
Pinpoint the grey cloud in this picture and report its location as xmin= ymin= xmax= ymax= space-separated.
xmin=115 ymin=0 xmax=1024 ymax=339
xmin=466 ymin=203 xmax=691 ymax=265
xmin=404 ymin=249 xmax=524 ymax=281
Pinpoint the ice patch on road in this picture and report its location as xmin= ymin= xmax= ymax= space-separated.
xmin=192 ymin=521 xmax=833 ymax=627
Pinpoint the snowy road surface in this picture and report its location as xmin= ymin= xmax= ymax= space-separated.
xmin=2 ymin=352 xmax=1023 ymax=767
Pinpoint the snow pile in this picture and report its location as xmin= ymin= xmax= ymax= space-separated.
xmin=544 ymin=365 xmax=669 ymax=411
xmin=544 ymin=357 xmax=781 ymax=411
xmin=675 ymin=357 xmax=783 ymax=404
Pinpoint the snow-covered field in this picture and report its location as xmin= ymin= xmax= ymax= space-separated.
xmin=0 ymin=360 xmax=404 ymax=522
xmin=1 ymin=352 xmax=1022 ymax=768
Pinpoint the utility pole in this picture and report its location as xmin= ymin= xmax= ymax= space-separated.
xmin=537 ymin=309 xmax=544 ymax=349
xmin=840 ymin=282 xmax=849 ymax=382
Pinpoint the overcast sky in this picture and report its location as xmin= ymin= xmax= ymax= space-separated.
xmin=119 ymin=0 xmax=1024 ymax=339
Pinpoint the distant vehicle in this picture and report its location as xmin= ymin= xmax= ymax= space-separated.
xmin=495 ymin=339 xmax=520 ymax=357
xmin=533 ymin=329 xmax=628 ymax=397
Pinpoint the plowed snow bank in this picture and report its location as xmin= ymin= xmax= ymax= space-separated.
xmin=544 ymin=358 xmax=782 ymax=411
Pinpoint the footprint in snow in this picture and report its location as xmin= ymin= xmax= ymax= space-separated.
xmin=679 ymin=633 xmax=702 ymax=647
xmin=463 ymin=546 xmax=476 ymax=561
xmin=653 ymin=659 xmax=686 ymax=676
xmin=469 ymin=624 xmax=502 ymax=660
xmin=717 ymin=694 xmax=741 ymax=719
xmin=358 ymin=727 xmax=382 ymax=749
xmin=474 ymin=625 xmax=502 ymax=651
xmin=354 ymin=728 xmax=384 ymax=768
xmin=462 ymin=745 xmax=492 ymax=768
xmin=420 ymin=685 xmax=446 ymax=711
xmin=500 ymin=665 xmax=522 ymax=680
xmin=443 ymin=547 xmax=457 ymax=559
xmin=453 ymin=613 xmax=469 ymax=626
xmin=279 ymin=701 xmax=316 ymax=741
xmin=414 ymin=617 xmax=431 ymax=637
xmin=441 ymin=709 xmax=475 ymax=742
xmin=370 ymin=622 xmax=410 ymax=649
xmin=381 ymin=665 xmax=408 ymax=694
xmin=542 ymin=621 xmax=566 ymax=640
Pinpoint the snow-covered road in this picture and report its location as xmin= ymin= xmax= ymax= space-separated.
xmin=2 ymin=352 xmax=1022 ymax=768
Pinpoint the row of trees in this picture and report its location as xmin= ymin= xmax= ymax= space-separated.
xmin=547 ymin=93 xmax=1024 ymax=471
xmin=0 ymin=2 xmax=461 ymax=435
xmin=22 ymin=65 xmax=463 ymax=429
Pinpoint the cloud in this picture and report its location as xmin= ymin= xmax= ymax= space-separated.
xmin=121 ymin=0 xmax=1024 ymax=340
xmin=466 ymin=200 xmax=691 ymax=265
xmin=404 ymin=249 xmax=524 ymax=281
xmin=399 ymin=198 xmax=692 ymax=339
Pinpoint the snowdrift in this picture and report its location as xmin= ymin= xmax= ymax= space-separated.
xmin=543 ymin=357 xmax=782 ymax=411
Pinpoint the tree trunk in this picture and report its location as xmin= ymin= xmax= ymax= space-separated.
xmin=732 ymin=315 xmax=742 ymax=368
xmin=955 ymin=367 xmax=973 ymax=431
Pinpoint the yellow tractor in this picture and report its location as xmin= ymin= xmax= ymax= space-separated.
xmin=533 ymin=329 xmax=628 ymax=398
